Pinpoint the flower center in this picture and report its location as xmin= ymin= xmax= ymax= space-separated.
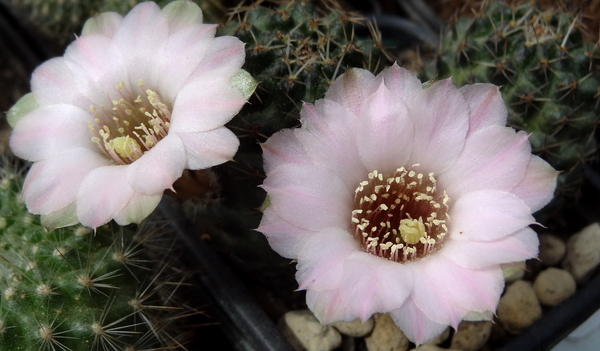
xmin=351 ymin=165 xmax=450 ymax=263
xmin=88 ymin=80 xmax=171 ymax=165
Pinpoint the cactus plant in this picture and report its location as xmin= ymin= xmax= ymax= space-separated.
xmin=0 ymin=159 xmax=194 ymax=351
xmin=220 ymin=0 xmax=390 ymax=140
xmin=422 ymin=0 xmax=600 ymax=217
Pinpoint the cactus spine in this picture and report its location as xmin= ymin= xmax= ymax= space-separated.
xmin=422 ymin=0 xmax=600 ymax=214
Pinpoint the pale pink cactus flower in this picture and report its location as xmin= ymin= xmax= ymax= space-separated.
xmin=258 ymin=63 xmax=558 ymax=344
xmin=9 ymin=1 xmax=255 ymax=229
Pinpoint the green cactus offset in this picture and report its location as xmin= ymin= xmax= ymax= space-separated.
xmin=422 ymin=0 xmax=600 ymax=217
xmin=0 ymin=159 xmax=194 ymax=351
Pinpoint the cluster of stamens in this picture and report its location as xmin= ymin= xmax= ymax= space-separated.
xmin=351 ymin=165 xmax=450 ymax=263
xmin=88 ymin=80 xmax=171 ymax=165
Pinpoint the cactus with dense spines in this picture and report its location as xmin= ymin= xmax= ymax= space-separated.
xmin=422 ymin=0 xmax=600 ymax=215
xmin=220 ymin=0 xmax=390 ymax=140
xmin=0 ymin=160 xmax=193 ymax=351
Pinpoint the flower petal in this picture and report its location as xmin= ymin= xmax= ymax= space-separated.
xmin=257 ymin=206 xmax=317 ymax=259
xmin=262 ymin=128 xmax=312 ymax=174
xmin=511 ymin=155 xmax=559 ymax=212
xmin=31 ymin=57 xmax=94 ymax=109
xmin=76 ymin=165 xmax=135 ymax=228
xmin=410 ymin=256 xmax=503 ymax=327
xmin=126 ymin=135 xmax=187 ymax=194
xmin=441 ymin=227 xmax=539 ymax=269
xmin=162 ymin=0 xmax=203 ymax=34
xmin=307 ymin=289 xmax=357 ymax=324
xmin=157 ymin=23 xmax=217 ymax=103
xmin=113 ymin=192 xmax=163 ymax=226
xmin=378 ymin=63 xmax=422 ymax=101
xmin=324 ymin=68 xmax=375 ymax=116
xmin=339 ymin=252 xmax=413 ymax=321
xmin=357 ymin=81 xmax=413 ymax=173
xmin=261 ymin=163 xmax=352 ymax=232
xmin=82 ymin=12 xmax=123 ymax=37
xmin=390 ymin=298 xmax=448 ymax=345
xmin=188 ymin=36 xmax=246 ymax=82
xmin=295 ymin=100 xmax=367 ymax=188
xmin=296 ymin=227 xmax=359 ymax=291
xmin=10 ymin=104 xmax=95 ymax=162
xmin=177 ymin=127 xmax=239 ymax=170
xmin=170 ymin=76 xmax=246 ymax=133
xmin=459 ymin=83 xmax=507 ymax=135
xmin=40 ymin=203 xmax=79 ymax=231
xmin=440 ymin=125 xmax=531 ymax=197
xmin=63 ymin=34 xmax=130 ymax=106
xmin=449 ymin=189 xmax=535 ymax=242
xmin=407 ymin=78 xmax=469 ymax=173
xmin=22 ymin=148 xmax=111 ymax=215
xmin=113 ymin=1 xmax=168 ymax=87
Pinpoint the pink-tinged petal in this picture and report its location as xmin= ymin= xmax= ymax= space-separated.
xmin=82 ymin=12 xmax=123 ymax=37
xmin=262 ymin=164 xmax=352 ymax=232
xmin=31 ymin=57 xmax=94 ymax=109
xmin=22 ymin=148 xmax=111 ymax=215
xmin=440 ymin=125 xmax=531 ymax=197
xmin=324 ymin=68 xmax=375 ymax=115
xmin=188 ymin=36 xmax=246 ymax=82
xmin=170 ymin=76 xmax=246 ymax=133
xmin=162 ymin=0 xmax=203 ymax=34
xmin=407 ymin=78 xmax=469 ymax=173
xmin=459 ymin=83 xmax=507 ymax=135
xmin=40 ymin=203 xmax=79 ymax=230
xmin=296 ymin=227 xmax=359 ymax=291
xmin=262 ymin=128 xmax=312 ymax=174
xmin=63 ymin=34 xmax=130 ymax=106
xmin=441 ymin=227 xmax=539 ymax=269
xmin=126 ymin=135 xmax=187 ymax=194
xmin=257 ymin=206 xmax=317 ymax=259
xmin=113 ymin=192 xmax=163 ymax=226
xmin=76 ymin=165 xmax=134 ymax=228
xmin=157 ymin=24 xmax=217 ymax=103
xmin=177 ymin=127 xmax=239 ymax=169
xmin=357 ymin=82 xmax=414 ymax=173
xmin=449 ymin=190 xmax=535 ymax=242
xmin=377 ymin=63 xmax=422 ymax=101
xmin=306 ymin=289 xmax=357 ymax=324
xmin=339 ymin=252 xmax=413 ymax=321
xmin=10 ymin=104 xmax=94 ymax=162
xmin=511 ymin=155 xmax=559 ymax=212
xmin=113 ymin=1 xmax=168 ymax=87
xmin=390 ymin=298 xmax=448 ymax=345
xmin=410 ymin=256 xmax=504 ymax=327
xmin=296 ymin=100 xmax=368 ymax=188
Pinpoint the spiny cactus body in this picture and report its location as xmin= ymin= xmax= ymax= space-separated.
xmin=0 ymin=162 xmax=191 ymax=351
xmin=423 ymin=0 xmax=600 ymax=214
xmin=221 ymin=0 xmax=389 ymax=140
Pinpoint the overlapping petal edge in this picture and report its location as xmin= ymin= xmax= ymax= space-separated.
xmin=258 ymin=63 xmax=558 ymax=344
xmin=9 ymin=1 xmax=253 ymax=229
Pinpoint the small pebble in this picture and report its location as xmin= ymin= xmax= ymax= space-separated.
xmin=538 ymin=234 xmax=566 ymax=266
xmin=496 ymin=280 xmax=542 ymax=334
xmin=365 ymin=314 xmax=409 ymax=351
xmin=409 ymin=345 xmax=461 ymax=351
xmin=533 ymin=268 xmax=576 ymax=306
xmin=330 ymin=318 xmax=374 ymax=337
xmin=562 ymin=223 xmax=600 ymax=283
xmin=450 ymin=321 xmax=493 ymax=351
xmin=279 ymin=310 xmax=341 ymax=351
